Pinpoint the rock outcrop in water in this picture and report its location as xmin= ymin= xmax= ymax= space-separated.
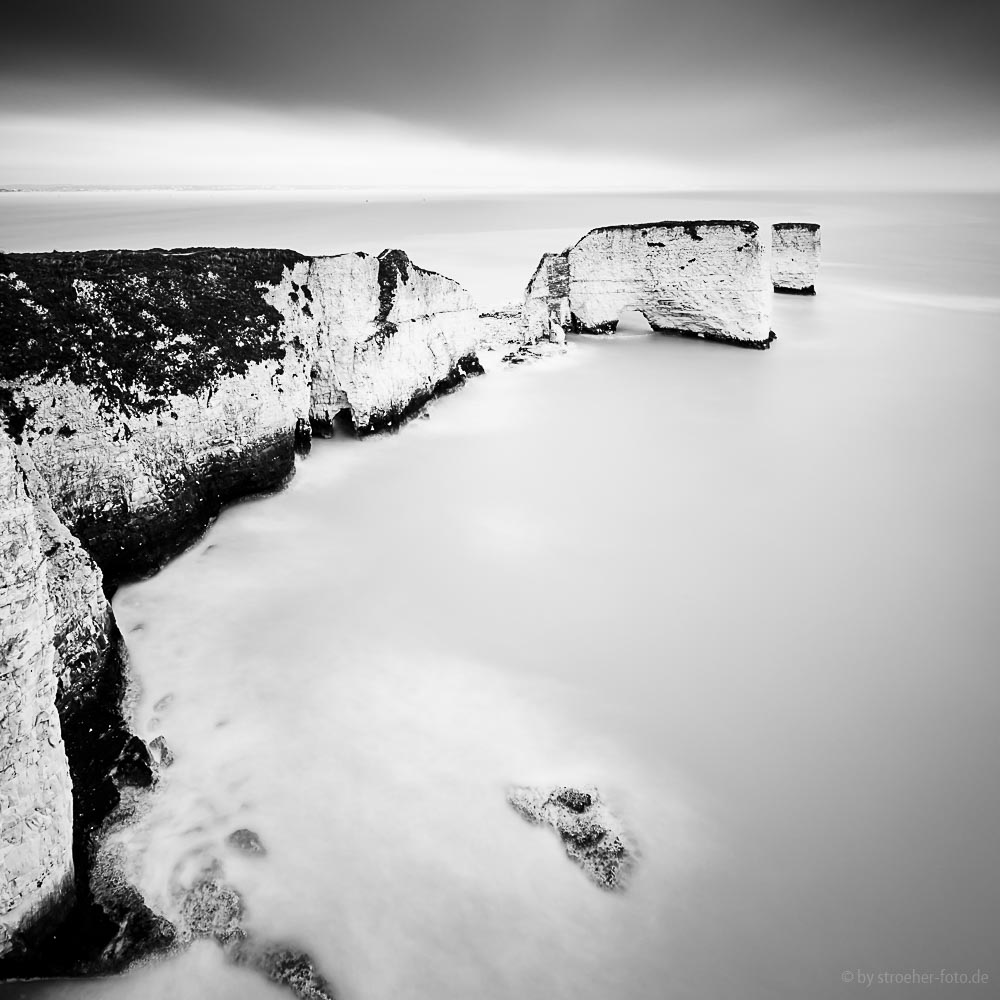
xmin=507 ymin=785 xmax=637 ymax=889
xmin=771 ymin=223 xmax=821 ymax=294
xmin=525 ymin=220 xmax=773 ymax=348
xmin=178 ymin=874 xmax=336 ymax=999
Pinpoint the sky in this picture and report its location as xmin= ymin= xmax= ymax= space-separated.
xmin=1 ymin=0 xmax=998 ymax=191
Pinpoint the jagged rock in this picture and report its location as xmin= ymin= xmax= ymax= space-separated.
xmin=525 ymin=220 xmax=773 ymax=348
xmin=149 ymin=735 xmax=174 ymax=769
xmin=226 ymin=828 xmax=266 ymax=855
xmin=88 ymin=839 xmax=177 ymax=970
xmin=231 ymin=941 xmax=337 ymax=1000
xmin=178 ymin=876 xmax=335 ymax=999
xmin=308 ymin=249 xmax=483 ymax=436
xmin=113 ymin=736 xmax=155 ymax=789
xmin=0 ymin=432 xmax=75 ymax=961
xmin=771 ymin=223 xmax=821 ymax=294
xmin=507 ymin=785 xmax=637 ymax=890
xmin=180 ymin=877 xmax=245 ymax=947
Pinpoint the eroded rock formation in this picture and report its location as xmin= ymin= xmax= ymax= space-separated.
xmin=507 ymin=785 xmax=637 ymax=890
xmin=308 ymin=249 xmax=483 ymax=435
xmin=771 ymin=223 xmax=821 ymax=294
xmin=0 ymin=435 xmax=75 ymax=960
xmin=1 ymin=428 xmax=152 ymax=975
xmin=1 ymin=247 xmax=486 ymax=584
xmin=525 ymin=220 xmax=773 ymax=348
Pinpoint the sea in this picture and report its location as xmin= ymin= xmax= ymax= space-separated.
xmin=1 ymin=190 xmax=998 ymax=1000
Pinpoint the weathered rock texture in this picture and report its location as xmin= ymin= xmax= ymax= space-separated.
xmin=178 ymin=874 xmax=336 ymax=999
xmin=1 ymin=247 xmax=484 ymax=585
xmin=308 ymin=249 xmax=483 ymax=435
xmin=507 ymin=785 xmax=637 ymax=890
xmin=0 ymin=435 xmax=75 ymax=959
xmin=525 ymin=221 xmax=773 ymax=348
xmin=771 ymin=223 xmax=821 ymax=294
xmin=524 ymin=253 xmax=571 ymax=345
xmin=1 ymin=427 xmax=149 ymax=976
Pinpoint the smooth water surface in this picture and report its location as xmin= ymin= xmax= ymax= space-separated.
xmin=2 ymin=191 xmax=998 ymax=1000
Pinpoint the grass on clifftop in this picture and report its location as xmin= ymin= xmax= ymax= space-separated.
xmin=0 ymin=248 xmax=305 ymax=421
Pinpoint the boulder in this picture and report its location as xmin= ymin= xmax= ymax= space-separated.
xmin=507 ymin=785 xmax=637 ymax=889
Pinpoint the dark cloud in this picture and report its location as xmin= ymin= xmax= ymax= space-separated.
xmin=1 ymin=0 xmax=998 ymax=185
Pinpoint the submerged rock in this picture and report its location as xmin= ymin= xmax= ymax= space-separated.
xmin=180 ymin=877 xmax=244 ymax=946
xmin=507 ymin=785 xmax=637 ymax=890
xmin=178 ymin=875 xmax=335 ymax=999
xmin=231 ymin=941 xmax=337 ymax=1000
xmin=226 ymin=828 xmax=266 ymax=855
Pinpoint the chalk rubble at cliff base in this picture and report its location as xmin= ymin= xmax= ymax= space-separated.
xmin=0 ymin=218 xmax=797 ymax=977
xmin=771 ymin=222 xmax=821 ymax=294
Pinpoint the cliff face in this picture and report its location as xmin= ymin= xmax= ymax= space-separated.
xmin=525 ymin=252 xmax=571 ymax=345
xmin=771 ymin=223 xmax=821 ymax=294
xmin=0 ymin=245 xmax=488 ymax=971
xmin=0 ymin=435 xmax=75 ymax=960
xmin=525 ymin=221 xmax=773 ymax=347
xmin=308 ymin=249 xmax=483 ymax=435
xmin=1 ymin=247 xmax=484 ymax=584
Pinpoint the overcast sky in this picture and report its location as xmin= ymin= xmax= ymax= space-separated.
xmin=1 ymin=0 xmax=997 ymax=190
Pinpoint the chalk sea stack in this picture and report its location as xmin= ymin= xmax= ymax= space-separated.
xmin=525 ymin=220 xmax=774 ymax=348
xmin=771 ymin=223 xmax=821 ymax=294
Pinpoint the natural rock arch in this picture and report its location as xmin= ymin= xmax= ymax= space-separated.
xmin=525 ymin=220 xmax=774 ymax=348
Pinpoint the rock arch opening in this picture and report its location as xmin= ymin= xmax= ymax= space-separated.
xmin=614 ymin=307 xmax=656 ymax=337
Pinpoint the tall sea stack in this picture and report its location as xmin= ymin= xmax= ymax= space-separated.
xmin=771 ymin=223 xmax=821 ymax=294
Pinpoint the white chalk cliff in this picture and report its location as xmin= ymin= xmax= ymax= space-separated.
xmin=771 ymin=223 xmax=821 ymax=293
xmin=1 ymin=247 xmax=487 ymax=582
xmin=0 ymin=244 xmax=494 ymax=967
xmin=307 ymin=250 xmax=482 ymax=434
xmin=526 ymin=221 xmax=773 ymax=347
xmin=0 ymin=435 xmax=75 ymax=959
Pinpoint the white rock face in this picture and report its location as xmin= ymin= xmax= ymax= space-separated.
xmin=12 ymin=447 xmax=115 ymax=713
xmin=477 ymin=306 xmax=527 ymax=352
xmin=3 ymin=247 xmax=484 ymax=580
xmin=307 ymin=250 xmax=483 ymax=433
xmin=525 ymin=221 xmax=773 ymax=347
xmin=525 ymin=253 xmax=571 ymax=345
xmin=771 ymin=223 xmax=821 ymax=293
xmin=0 ymin=434 xmax=75 ymax=958
xmin=12 ymin=357 xmax=309 ymax=582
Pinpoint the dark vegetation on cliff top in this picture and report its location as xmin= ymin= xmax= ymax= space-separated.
xmin=0 ymin=248 xmax=304 ymax=424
